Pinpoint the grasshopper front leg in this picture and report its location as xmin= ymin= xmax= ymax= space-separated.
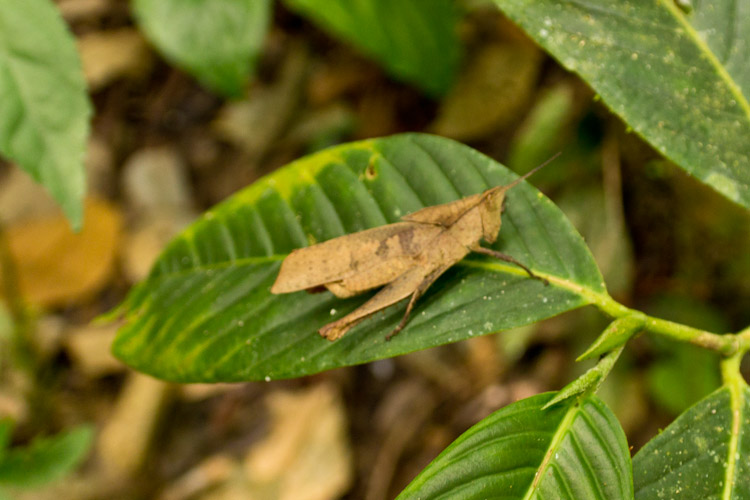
xmin=472 ymin=246 xmax=549 ymax=286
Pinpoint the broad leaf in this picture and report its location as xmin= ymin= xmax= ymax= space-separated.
xmin=282 ymin=0 xmax=461 ymax=97
xmin=398 ymin=393 xmax=632 ymax=499
xmin=493 ymin=0 xmax=750 ymax=209
xmin=112 ymin=133 xmax=605 ymax=382
xmin=0 ymin=425 xmax=93 ymax=488
xmin=634 ymin=380 xmax=750 ymax=499
xmin=133 ymin=0 xmax=272 ymax=97
xmin=0 ymin=0 xmax=91 ymax=229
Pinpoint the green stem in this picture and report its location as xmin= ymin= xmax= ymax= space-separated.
xmin=544 ymin=273 xmax=743 ymax=356
xmin=463 ymin=260 xmax=748 ymax=356
xmin=721 ymin=349 xmax=747 ymax=387
xmin=0 ymin=223 xmax=37 ymax=375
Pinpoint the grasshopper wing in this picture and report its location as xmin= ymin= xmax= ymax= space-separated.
xmin=401 ymin=191 xmax=484 ymax=228
xmin=270 ymin=221 xmax=440 ymax=295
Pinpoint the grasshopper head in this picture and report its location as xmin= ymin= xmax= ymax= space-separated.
xmin=480 ymin=186 xmax=508 ymax=243
xmin=479 ymin=154 xmax=559 ymax=243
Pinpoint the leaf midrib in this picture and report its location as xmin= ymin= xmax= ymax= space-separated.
xmin=722 ymin=368 xmax=747 ymax=499
xmin=522 ymin=403 xmax=580 ymax=499
xmin=658 ymin=0 xmax=750 ymax=120
xmin=140 ymin=253 xmax=607 ymax=313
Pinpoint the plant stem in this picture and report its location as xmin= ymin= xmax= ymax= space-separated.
xmin=468 ymin=261 xmax=748 ymax=356
xmin=597 ymin=293 xmax=741 ymax=356
xmin=545 ymin=274 xmax=743 ymax=356
xmin=720 ymin=349 xmax=747 ymax=387
xmin=0 ymin=223 xmax=37 ymax=375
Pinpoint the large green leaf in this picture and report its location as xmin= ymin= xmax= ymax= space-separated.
xmin=0 ymin=425 xmax=93 ymax=488
xmin=0 ymin=0 xmax=91 ymax=229
xmin=282 ymin=0 xmax=461 ymax=97
xmin=132 ymin=0 xmax=272 ymax=97
xmin=398 ymin=393 xmax=632 ymax=499
xmin=634 ymin=379 xmax=750 ymax=499
xmin=493 ymin=0 xmax=750 ymax=209
xmin=112 ymin=133 xmax=605 ymax=382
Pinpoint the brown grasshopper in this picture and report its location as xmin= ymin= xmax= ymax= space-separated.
xmin=271 ymin=158 xmax=554 ymax=341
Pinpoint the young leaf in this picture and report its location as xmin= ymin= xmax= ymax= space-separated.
xmin=0 ymin=0 xmax=91 ymax=230
xmin=397 ymin=393 xmax=632 ymax=500
xmin=282 ymin=0 xmax=461 ymax=97
xmin=0 ymin=425 xmax=93 ymax=488
xmin=133 ymin=0 xmax=272 ymax=97
xmin=578 ymin=314 xmax=644 ymax=361
xmin=492 ymin=0 xmax=750 ymax=209
xmin=112 ymin=133 xmax=606 ymax=382
xmin=544 ymin=344 xmax=624 ymax=409
xmin=634 ymin=381 xmax=750 ymax=499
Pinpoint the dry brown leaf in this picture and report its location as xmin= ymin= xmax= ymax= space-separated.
xmin=242 ymin=383 xmax=353 ymax=500
xmin=97 ymin=372 xmax=172 ymax=477
xmin=1 ymin=197 xmax=122 ymax=308
xmin=63 ymin=322 xmax=124 ymax=377
xmin=212 ymin=43 xmax=308 ymax=161
xmin=78 ymin=29 xmax=153 ymax=90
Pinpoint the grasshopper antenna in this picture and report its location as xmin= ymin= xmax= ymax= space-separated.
xmin=505 ymin=151 xmax=562 ymax=190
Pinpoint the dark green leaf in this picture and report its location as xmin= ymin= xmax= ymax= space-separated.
xmin=398 ymin=393 xmax=632 ymax=499
xmin=0 ymin=0 xmax=91 ymax=230
xmin=0 ymin=425 xmax=93 ymax=488
xmin=282 ymin=0 xmax=461 ymax=97
xmin=112 ymin=133 xmax=605 ymax=382
xmin=133 ymin=0 xmax=272 ymax=97
xmin=634 ymin=381 xmax=750 ymax=499
xmin=493 ymin=0 xmax=750 ymax=209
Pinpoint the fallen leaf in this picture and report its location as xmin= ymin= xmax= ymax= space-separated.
xmin=78 ymin=29 xmax=153 ymax=90
xmin=1 ymin=197 xmax=122 ymax=308
xmin=97 ymin=372 xmax=172 ymax=477
xmin=64 ymin=322 xmax=124 ymax=377
xmin=243 ymin=383 xmax=352 ymax=500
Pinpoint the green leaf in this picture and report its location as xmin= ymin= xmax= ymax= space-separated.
xmin=545 ymin=344 xmax=624 ymax=409
xmin=132 ymin=0 xmax=272 ymax=97
xmin=0 ymin=425 xmax=93 ymax=488
xmin=578 ymin=315 xmax=644 ymax=361
xmin=492 ymin=0 xmax=750 ymax=209
xmin=398 ymin=393 xmax=632 ymax=499
xmin=112 ymin=133 xmax=605 ymax=382
xmin=0 ymin=0 xmax=91 ymax=230
xmin=282 ymin=0 xmax=461 ymax=97
xmin=634 ymin=380 xmax=750 ymax=499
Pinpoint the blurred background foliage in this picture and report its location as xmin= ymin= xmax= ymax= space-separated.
xmin=0 ymin=0 xmax=748 ymax=498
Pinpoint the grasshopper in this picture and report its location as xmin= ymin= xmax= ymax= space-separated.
xmin=271 ymin=158 xmax=554 ymax=340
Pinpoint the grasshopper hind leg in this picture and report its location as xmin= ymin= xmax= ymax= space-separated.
xmin=386 ymin=264 xmax=451 ymax=341
xmin=319 ymin=267 xmax=427 ymax=341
